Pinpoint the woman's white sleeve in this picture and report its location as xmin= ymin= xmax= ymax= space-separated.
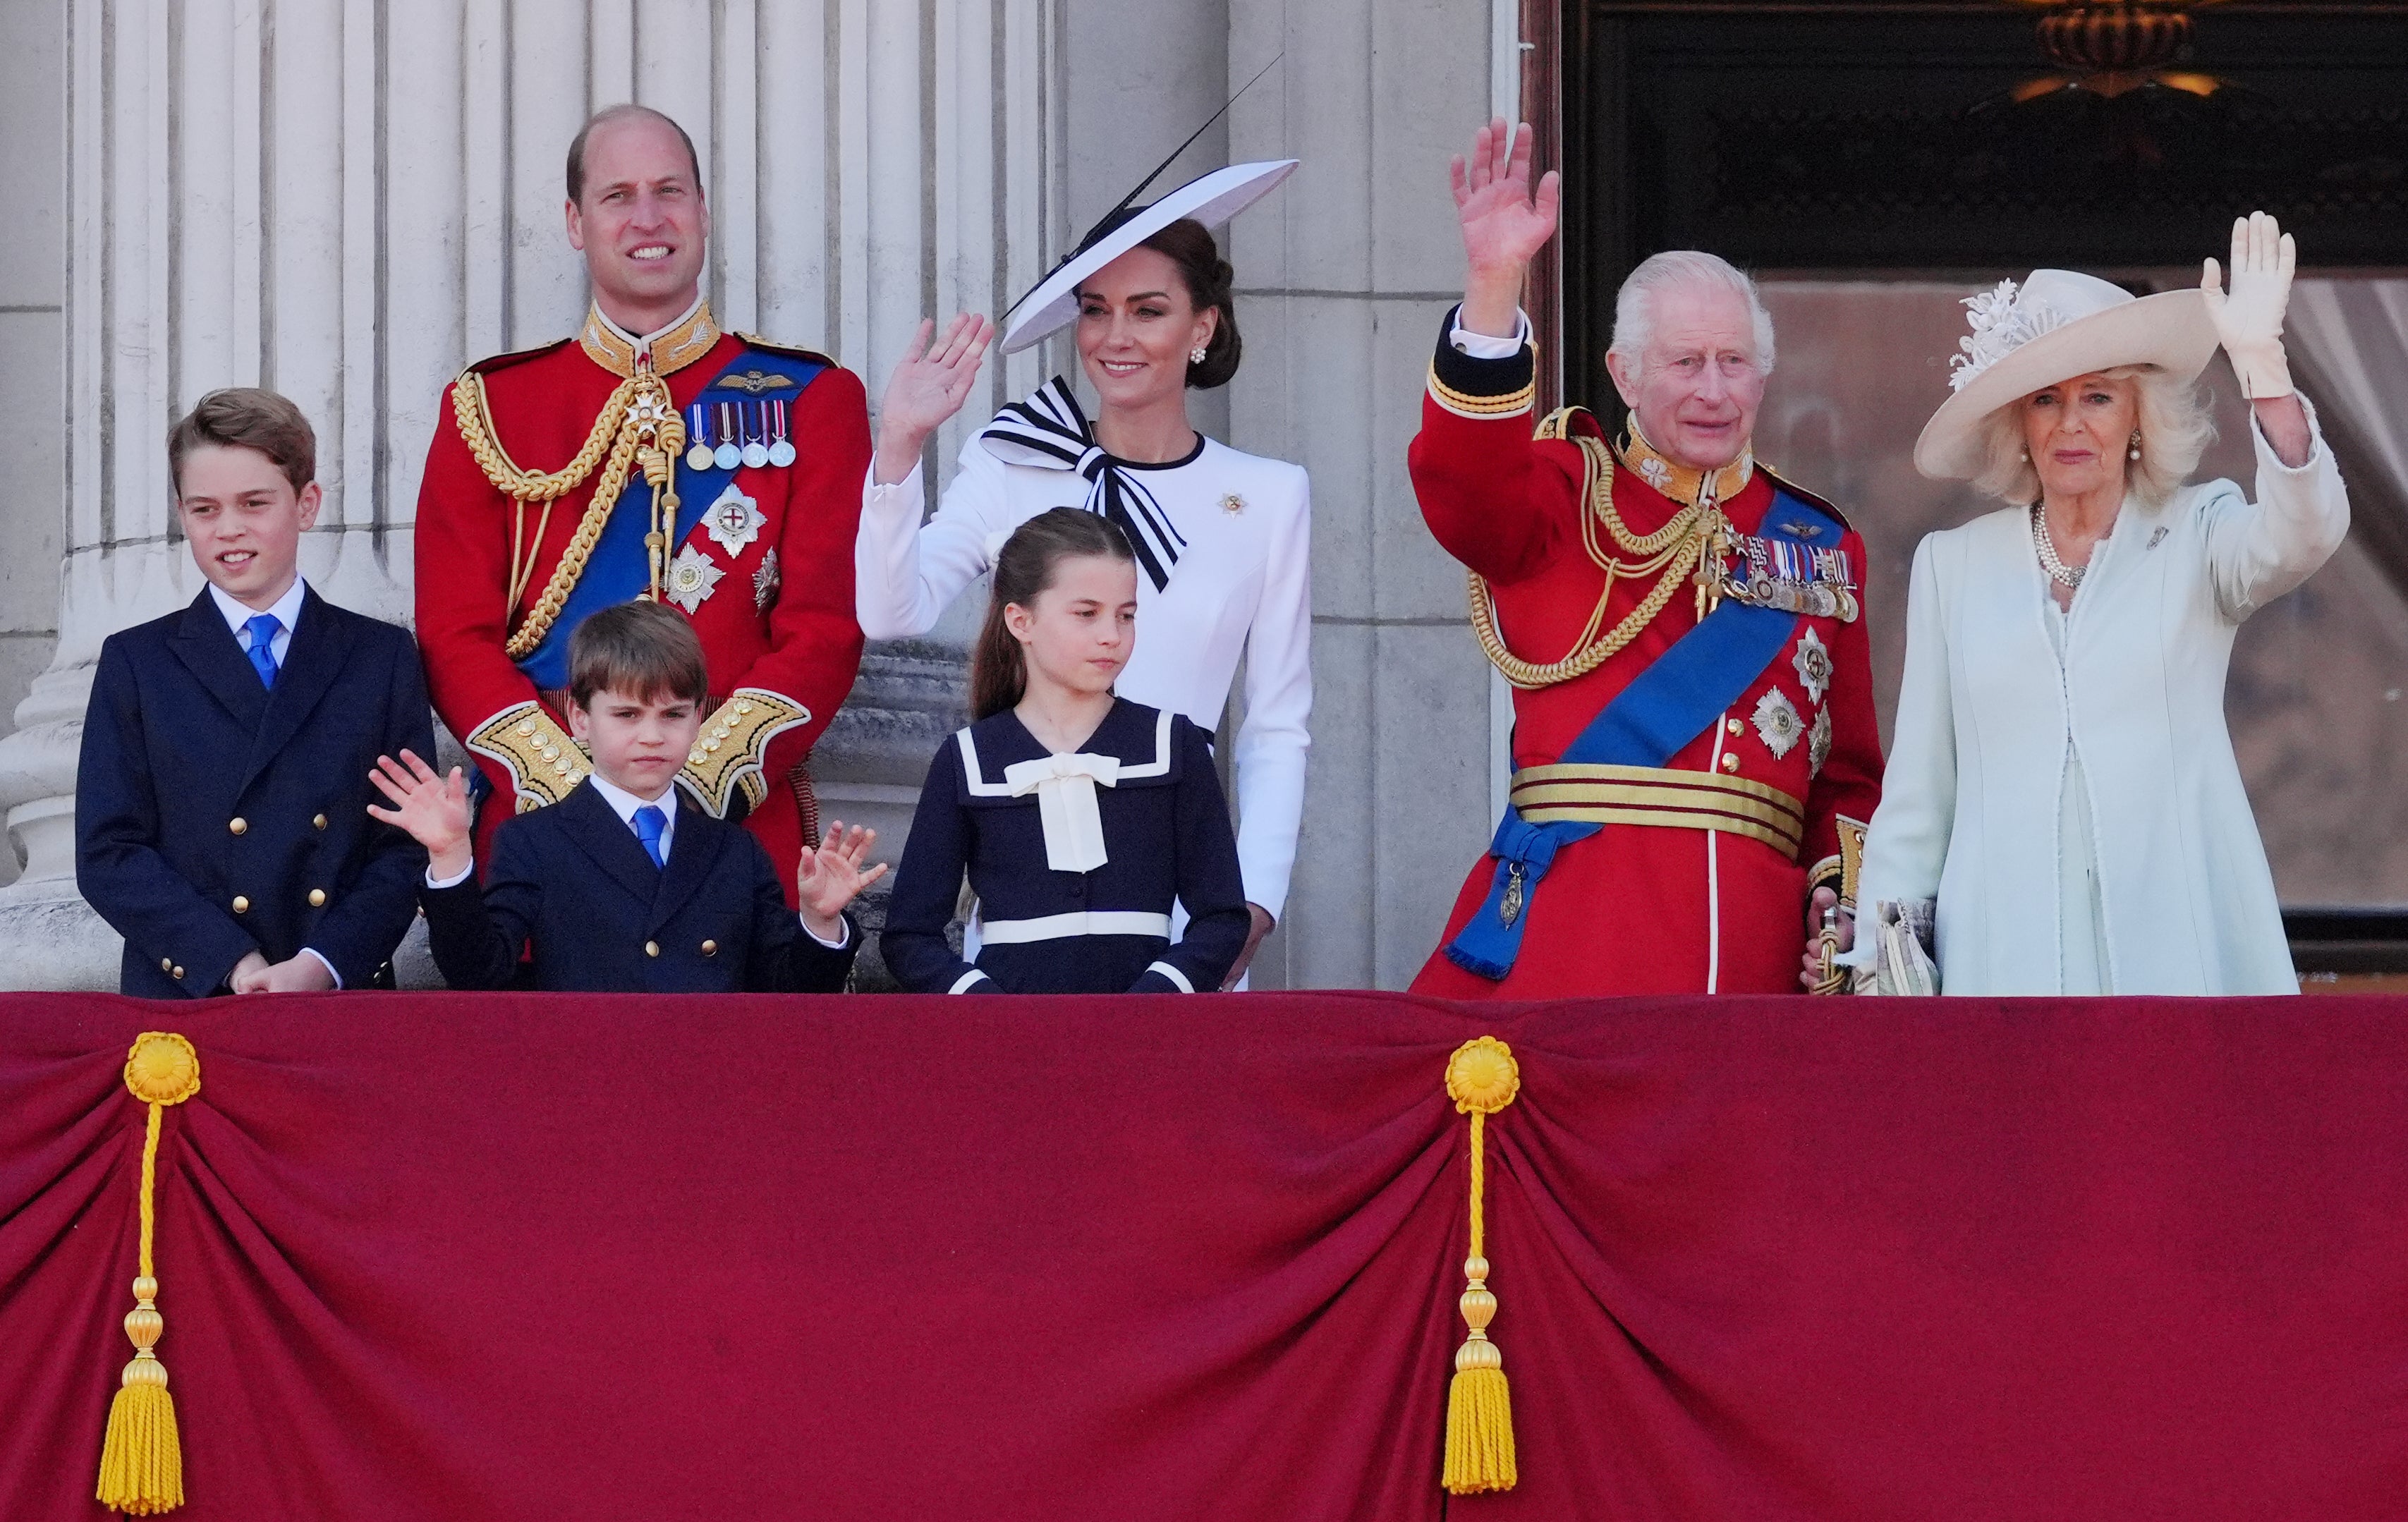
xmin=1843 ymin=533 xmax=1956 ymax=968
xmin=2203 ymin=393 xmax=2351 ymax=623
xmin=1229 ymin=468 xmax=1314 ymax=920
xmin=853 ymin=441 xmax=1014 ymax=639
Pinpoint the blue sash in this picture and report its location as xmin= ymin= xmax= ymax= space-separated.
xmin=514 ymin=348 xmax=829 ymax=691
xmin=1445 ymin=487 xmax=1840 ymax=980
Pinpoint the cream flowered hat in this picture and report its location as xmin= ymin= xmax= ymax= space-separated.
xmin=1914 ymin=269 xmax=2218 ymax=480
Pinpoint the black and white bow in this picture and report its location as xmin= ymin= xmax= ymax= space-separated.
xmin=979 ymin=378 xmax=1188 ymax=592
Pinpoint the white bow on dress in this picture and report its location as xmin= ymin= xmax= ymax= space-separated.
xmin=1001 ymin=751 xmax=1123 ymax=873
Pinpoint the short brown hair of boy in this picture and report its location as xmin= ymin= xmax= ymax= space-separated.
xmin=566 ymin=600 xmax=711 ymax=711
xmin=168 ymin=387 xmax=316 ymax=497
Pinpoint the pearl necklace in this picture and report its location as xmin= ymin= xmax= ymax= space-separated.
xmin=2030 ymin=502 xmax=2087 ymax=590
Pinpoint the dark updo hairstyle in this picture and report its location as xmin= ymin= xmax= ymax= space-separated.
xmin=1138 ymin=217 xmax=1241 ymax=389
xmin=969 ymin=508 xmax=1138 ymax=720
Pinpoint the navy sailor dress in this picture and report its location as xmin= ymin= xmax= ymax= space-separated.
xmin=883 ymin=698 xmax=1251 ymax=994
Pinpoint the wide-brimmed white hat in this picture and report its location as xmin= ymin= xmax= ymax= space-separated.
xmin=997 ymin=159 xmax=1299 ymax=354
xmin=1914 ymin=269 xmax=2219 ymax=480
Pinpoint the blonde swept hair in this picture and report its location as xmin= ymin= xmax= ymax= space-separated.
xmin=1971 ymin=364 xmax=2217 ymax=507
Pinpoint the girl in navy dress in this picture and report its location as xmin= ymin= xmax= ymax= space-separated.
xmin=883 ymin=509 xmax=1249 ymax=994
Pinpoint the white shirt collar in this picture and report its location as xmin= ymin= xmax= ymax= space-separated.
xmin=584 ymin=769 xmax=679 ymax=860
xmin=207 ymin=575 xmax=309 ymax=641
xmin=592 ymin=291 xmax=707 ymax=363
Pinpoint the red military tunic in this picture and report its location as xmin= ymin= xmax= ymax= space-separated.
xmin=415 ymin=301 xmax=871 ymax=899
xmin=1408 ymin=317 xmax=1883 ymax=997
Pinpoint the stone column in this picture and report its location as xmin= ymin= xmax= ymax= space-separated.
xmin=1225 ymin=0 xmax=1509 ymax=987
xmin=0 ymin=0 xmax=1064 ymax=989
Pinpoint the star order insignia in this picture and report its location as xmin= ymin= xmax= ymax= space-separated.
xmin=1808 ymin=705 xmax=1832 ymax=778
xmin=666 ymin=544 xmax=724 ymax=613
xmin=1792 ymin=626 xmax=1833 ymax=703
xmin=704 ymin=483 xmax=767 ymax=556
xmin=1220 ymin=492 xmax=1245 ymax=515
xmin=1752 ymin=687 xmax=1804 ymax=759
xmin=753 ymin=547 xmax=782 ymax=612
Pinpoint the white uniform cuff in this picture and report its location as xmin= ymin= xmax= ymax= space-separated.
xmin=1450 ymin=308 xmax=1531 ymax=360
xmin=425 ymin=858 xmax=476 ymax=890
xmin=800 ymin=915 xmax=851 ymax=949
xmin=300 ymin=946 xmax=343 ymax=990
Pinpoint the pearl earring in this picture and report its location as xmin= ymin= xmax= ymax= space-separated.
xmin=2019 ymin=448 xmax=2030 ymax=462
xmin=1189 ymin=346 xmax=1208 ymax=365
xmin=2128 ymin=431 xmax=2142 ymax=462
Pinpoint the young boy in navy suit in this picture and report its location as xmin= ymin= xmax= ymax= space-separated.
xmin=376 ymin=601 xmax=880 ymax=992
xmin=77 ymin=389 xmax=435 ymax=996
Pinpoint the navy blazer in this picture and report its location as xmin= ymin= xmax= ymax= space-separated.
xmin=77 ymin=585 xmax=434 ymax=997
xmin=882 ymin=699 xmax=1249 ymax=995
xmin=419 ymin=779 xmax=857 ymax=993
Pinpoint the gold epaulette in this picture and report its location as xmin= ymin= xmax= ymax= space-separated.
xmin=677 ymin=688 xmax=812 ymax=819
xmin=466 ymin=700 xmax=590 ymax=811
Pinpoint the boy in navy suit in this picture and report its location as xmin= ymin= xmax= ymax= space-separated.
xmin=376 ymin=601 xmax=880 ymax=992
xmin=78 ymin=388 xmax=435 ymax=996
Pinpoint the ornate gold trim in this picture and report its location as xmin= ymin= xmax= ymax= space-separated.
xmin=1617 ymin=420 xmax=1754 ymax=508
xmin=466 ymin=700 xmax=590 ymax=810
xmin=676 ymin=688 xmax=812 ymax=819
xmin=579 ymin=300 xmax=721 ymax=379
xmin=1428 ymin=360 xmax=1537 ymax=420
xmin=1509 ymin=763 xmax=1805 ymax=859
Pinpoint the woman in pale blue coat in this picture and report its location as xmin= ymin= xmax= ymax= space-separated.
xmin=1847 ymin=214 xmax=2349 ymax=995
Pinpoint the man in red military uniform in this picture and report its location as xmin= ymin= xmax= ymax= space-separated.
xmin=415 ymin=105 xmax=870 ymax=899
xmin=1410 ymin=120 xmax=1883 ymax=998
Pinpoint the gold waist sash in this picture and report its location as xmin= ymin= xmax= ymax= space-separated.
xmin=1510 ymin=763 xmax=1805 ymax=862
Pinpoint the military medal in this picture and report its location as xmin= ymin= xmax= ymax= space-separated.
xmin=1751 ymin=688 xmax=1805 ymax=758
xmin=684 ymin=405 xmax=714 ymax=471
xmin=767 ymin=398 xmax=796 ymax=468
xmin=666 ymin=543 xmax=724 ymax=612
xmin=753 ymin=547 xmax=782 ymax=611
xmin=705 ymin=483 xmax=766 ymax=556
xmin=741 ymin=403 xmax=771 ymax=470
xmin=1792 ymin=626 xmax=1833 ymax=702
xmin=712 ymin=401 xmax=743 ymax=471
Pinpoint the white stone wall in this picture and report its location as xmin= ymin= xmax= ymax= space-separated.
xmin=1225 ymin=0 xmax=1504 ymax=989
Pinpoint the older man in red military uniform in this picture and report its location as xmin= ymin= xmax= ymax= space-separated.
xmin=415 ymin=105 xmax=870 ymax=899
xmin=1410 ymin=120 xmax=1883 ymax=998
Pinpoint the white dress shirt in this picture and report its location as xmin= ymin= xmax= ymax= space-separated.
xmin=209 ymin=575 xmax=343 ymax=986
xmin=1451 ymin=307 xmax=1533 ymax=361
xmin=208 ymin=575 xmax=308 ymax=669
xmin=856 ymin=430 xmax=1313 ymax=918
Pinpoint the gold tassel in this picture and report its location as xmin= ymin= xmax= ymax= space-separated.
xmin=1442 ymin=1036 xmax=1521 ymax=1495
xmin=98 ymin=1032 xmax=202 ymax=1516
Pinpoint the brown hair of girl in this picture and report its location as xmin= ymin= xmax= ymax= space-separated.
xmin=1138 ymin=217 xmax=1241 ymax=389
xmin=969 ymin=508 xmax=1136 ymax=721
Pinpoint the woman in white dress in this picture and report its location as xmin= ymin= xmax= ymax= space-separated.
xmin=856 ymin=161 xmax=1310 ymax=985
xmin=1846 ymin=213 xmax=2349 ymax=995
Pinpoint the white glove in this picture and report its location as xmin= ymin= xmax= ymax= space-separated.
xmin=2200 ymin=211 xmax=2296 ymax=401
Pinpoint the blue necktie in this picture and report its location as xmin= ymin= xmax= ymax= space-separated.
xmin=632 ymin=804 xmax=668 ymax=869
xmin=243 ymin=614 xmax=281 ymax=688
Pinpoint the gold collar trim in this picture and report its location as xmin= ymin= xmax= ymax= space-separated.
xmin=580 ymin=298 xmax=720 ymax=379
xmin=1616 ymin=422 xmax=1754 ymax=508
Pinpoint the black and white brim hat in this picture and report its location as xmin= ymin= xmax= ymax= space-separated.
xmin=997 ymin=159 xmax=1299 ymax=355
xmin=1914 ymin=269 xmax=2219 ymax=481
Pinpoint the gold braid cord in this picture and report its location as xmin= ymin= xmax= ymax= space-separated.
xmin=451 ymin=367 xmax=687 ymax=662
xmin=1469 ymin=425 xmax=1710 ymax=690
